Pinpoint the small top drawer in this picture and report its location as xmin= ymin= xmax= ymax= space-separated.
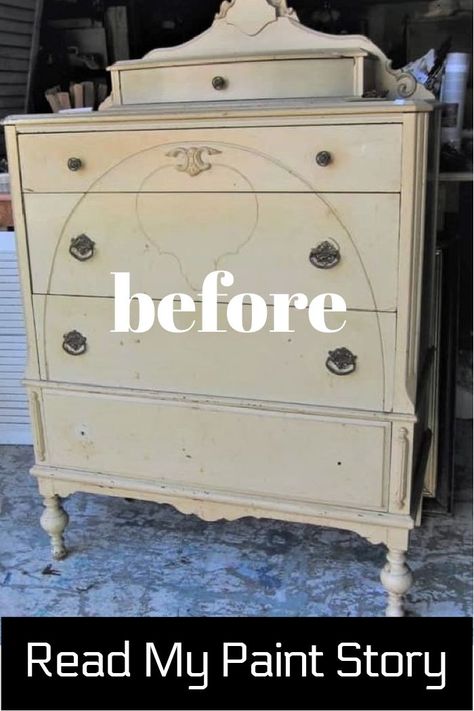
xmin=18 ymin=123 xmax=402 ymax=194
xmin=117 ymin=55 xmax=368 ymax=105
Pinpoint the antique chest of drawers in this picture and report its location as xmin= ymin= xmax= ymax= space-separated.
xmin=5 ymin=0 xmax=439 ymax=616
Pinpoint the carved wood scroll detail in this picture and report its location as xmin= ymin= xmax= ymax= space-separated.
xmin=396 ymin=427 xmax=409 ymax=509
xmin=385 ymin=63 xmax=418 ymax=99
xmin=166 ymin=147 xmax=222 ymax=177
xmin=31 ymin=391 xmax=46 ymax=461
xmin=216 ymin=0 xmax=297 ymax=21
xmin=267 ymin=0 xmax=297 ymax=17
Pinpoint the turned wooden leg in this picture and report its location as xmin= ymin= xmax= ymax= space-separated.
xmin=40 ymin=495 xmax=69 ymax=560
xmin=380 ymin=548 xmax=413 ymax=617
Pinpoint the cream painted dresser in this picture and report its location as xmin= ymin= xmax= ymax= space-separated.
xmin=5 ymin=0 xmax=440 ymax=616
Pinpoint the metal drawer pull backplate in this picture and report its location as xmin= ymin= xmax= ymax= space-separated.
xmin=69 ymin=234 xmax=95 ymax=261
xmin=326 ymin=347 xmax=357 ymax=375
xmin=63 ymin=330 xmax=87 ymax=356
xmin=309 ymin=241 xmax=341 ymax=269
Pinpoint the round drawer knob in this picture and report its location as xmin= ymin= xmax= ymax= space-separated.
xmin=326 ymin=347 xmax=357 ymax=376
xmin=67 ymin=157 xmax=83 ymax=172
xmin=309 ymin=241 xmax=340 ymax=269
xmin=315 ymin=150 xmax=332 ymax=167
xmin=212 ymin=76 xmax=227 ymax=91
xmin=63 ymin=330 xmax=87 ymax=356
xmin=69 ymin=234 xmax=95 ymax=261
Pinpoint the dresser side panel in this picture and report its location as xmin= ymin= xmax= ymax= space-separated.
xmin=4 ymin=125 xmax=40 ymax=382
xmin=393 ymin=112 xmax=430 ymax=415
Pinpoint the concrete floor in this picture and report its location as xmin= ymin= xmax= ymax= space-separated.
xmin=0 ymin=422 xmax=472 ymax=617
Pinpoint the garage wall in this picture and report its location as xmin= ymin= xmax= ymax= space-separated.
xmin=0 ymin=230 xmax=31 ymax=444
xmin=0 ymin=0 xmax=41 ymax=155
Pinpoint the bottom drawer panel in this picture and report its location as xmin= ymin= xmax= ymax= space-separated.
xmin=41 ymin=390 xmax=390 ymax=510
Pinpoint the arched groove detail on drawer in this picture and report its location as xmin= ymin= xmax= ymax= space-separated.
xmin=41 ymin=139 xmax=387 ymax=409
xmin=133 ymin=158 xmax=260 ymax=293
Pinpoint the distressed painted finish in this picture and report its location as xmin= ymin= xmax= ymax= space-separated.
xmin=1 ymin=432 xmax=472 ymax=618
xmin=4 ymin=0 xmax=438 ymax=616
xmin=39 ymin=388 xmax=391 ymax=511
xmin=380 ymin=549 xmax=414 ymax=617
xmin=40 ymin=495 xmax=68 ymax=561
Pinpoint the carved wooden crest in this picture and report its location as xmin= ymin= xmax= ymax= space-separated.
xmin=215 ymin=0 xmax=297 ymax=35
xmin=108 ymin=0 xmax=433 ymax=102
xmin=166 ymin=147 xmax=222 ymax=177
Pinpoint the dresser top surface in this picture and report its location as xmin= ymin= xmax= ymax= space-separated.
xmin=4 ymin=96 xmax=433 ymax=131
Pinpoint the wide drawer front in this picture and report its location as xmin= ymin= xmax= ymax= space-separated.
xmin=26 ymin=192 xmax=400 ymax=312
xmin=41 ymin=390 xmax=390 ymax=510
xmin=19 ymin=124 xmax=402 ymax=193
xmin=118 ymin=57 xmax=361 ymax=104
xmin=34 ymin=295 xmax=396 ymax=411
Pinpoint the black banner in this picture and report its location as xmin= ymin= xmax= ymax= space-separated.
xmin=1 ymin=617 xmax=472 ymax=711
